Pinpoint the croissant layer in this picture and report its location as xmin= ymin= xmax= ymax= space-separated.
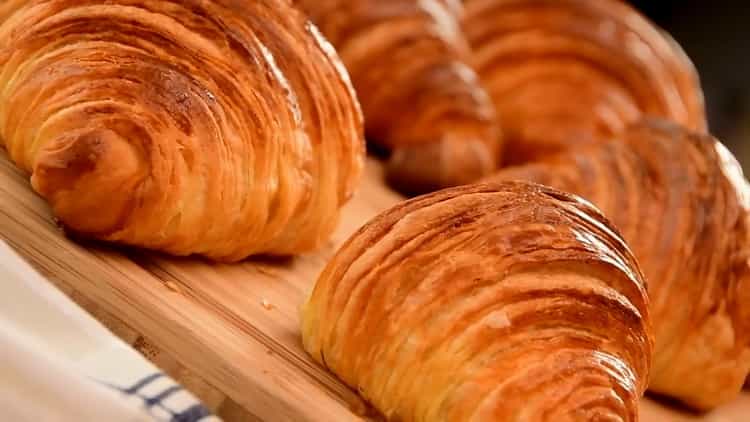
xmin=302 ymin=181 xmax=652 ymax=421
xmin=489 ymin=119 xmax=750 ymax=409
xmin=295 ymin=0 xmax=501 ymax=193
xmin=464 ymin=0 xmax=707 ymax=164
xmin=0 ymin=0 xmax=366 ymax=261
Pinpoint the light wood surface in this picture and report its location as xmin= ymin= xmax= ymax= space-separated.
xmin=0 ymin=150 xmax=746 ymax=421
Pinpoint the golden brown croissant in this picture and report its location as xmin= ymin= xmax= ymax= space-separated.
xmin=294 ymin=0 xmax=501 ymax=194
xmin=0 ymin=0 xmax=365 ymax=262
xmin=488 ymin=118 xmax=750 ymax=410
xmin=302 ymin=181 xmax=653 ymax=421
xmin=463 ymin=0 xmax=707 ymax=164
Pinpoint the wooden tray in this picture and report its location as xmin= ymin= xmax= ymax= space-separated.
xmin=0 ymin=150 xmax=747 ymax=421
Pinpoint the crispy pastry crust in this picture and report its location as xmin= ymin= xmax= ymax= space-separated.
xmin=489 ymin=118 xmax=750 ymax=409
xmin=302 ymin=181 xmax=652 ymax=421
xmin=0 ymin=0 xmax=365 ymax=261
xmin=464 ymin=0 xmax=707 ymax=164
xmin=295 ymin=0 xmax=501 ymax=193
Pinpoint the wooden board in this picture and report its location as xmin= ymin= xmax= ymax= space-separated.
xmin=0 ymin=150 xmax=747 ymax=421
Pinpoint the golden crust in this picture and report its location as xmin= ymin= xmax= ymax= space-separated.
xmin=0 ymin=0 xmax=365 ymax=261
xmin=488 ymin=118 xmax=750 ymax=409
xmin=302 ymin=181 xmax=652 ymax=421
xmin=464 ymin=0 xmax=707 ymax=164
xmin=295 ymin=0 xmax=501 ymax=193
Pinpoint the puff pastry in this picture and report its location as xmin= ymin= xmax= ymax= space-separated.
xmin=0 ymin=0 xmax=365 ymax=261
xmin=463 ymin=0 xmax=707 ymax=164
xmin=302 ymin=181 xmax=653 ymax=421
xmin=295 ymin=0 xmax=501 ymax=193
xmin=489 ymin=118 xmax=750 ymax=409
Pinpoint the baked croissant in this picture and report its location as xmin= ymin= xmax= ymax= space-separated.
xmin=294 ymin=0 xmax=501 ymax=194
xmin=302 ymin=181 xmax=653 ymax=421
xmin=0 ymin=0 xmax=365 ymax=262
xmin=463 ymin=0 xmax=707 ymax=164
xmin=488 ymin=118 xmax=750 ymax=410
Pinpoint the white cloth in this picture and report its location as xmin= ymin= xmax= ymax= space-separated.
xmin=0 ymin=240 xmax=221 ymax=422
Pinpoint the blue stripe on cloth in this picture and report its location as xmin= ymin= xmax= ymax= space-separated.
xmin=124 ymin=373 xmax=164 ymax=394
xmin=170 ymin=404 xmax=211 ymax=422
xmin=95 ymin=373 xmax=215 ymax=421
xmin=145 ymin=385 xmax=183 ymax=407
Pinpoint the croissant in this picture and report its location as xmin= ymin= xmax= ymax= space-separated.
xmin=463 ymin=0 xmax=707 ymax=164
xmin=488 ymin=118 xmax=750 ymax=410
xmin=0 ymin=0 xmax=365 ymax=262
xmin=302 ymin=181 xmax=653 ymax=421
xmin=294 ymin=0 xmax=501 ymax=194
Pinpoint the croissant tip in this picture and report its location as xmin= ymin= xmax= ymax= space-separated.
xmin=385 ymin=136 xmax=496 ymax=195
xmin=31 ymin=128 xmax=146 ymax=237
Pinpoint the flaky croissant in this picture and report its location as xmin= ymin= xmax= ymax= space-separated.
xmin=0 ymin=0 xmax=365 ymax=261
xmin=488 ymin=118 xmax=750 ymax=410
xmin=302 ymin=181 xmax=653 ymax=421
xmin=294 ymin=0 xmax=500 ymax=194
xmin=463 ymin=0 xmax=707 ymax=164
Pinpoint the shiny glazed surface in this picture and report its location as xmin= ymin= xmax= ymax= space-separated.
xmin=490 ymin=118 xmax=750 ymax=410
xmin=464 ymin=0 xmax=707 ymax=164
xmin=0 ymin=0 xmax=365 ymax=261
xmin=302 ymin=181 xmax=653 ymax=421
xmin=295 ymin=0 xmax=501 ymax=193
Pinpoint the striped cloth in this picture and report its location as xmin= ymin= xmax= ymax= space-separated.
xmin=102 ymin=373 xmax=217 ymax=422
xmin=0 ymin=240 xmax=220 ymax=422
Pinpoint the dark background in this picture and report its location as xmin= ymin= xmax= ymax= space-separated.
xmin=629 ymin=0 xmax=750 ymax=170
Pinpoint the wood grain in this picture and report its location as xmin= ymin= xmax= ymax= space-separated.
xmin=0 ymin=150 xmax=746 ymax=421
